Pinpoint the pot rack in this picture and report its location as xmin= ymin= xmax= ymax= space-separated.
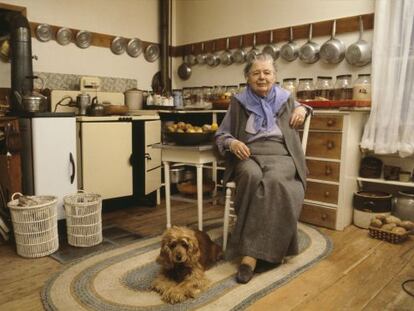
xmin=171 ymin=13 xmax=374 ymax=57
xmin=29 ymin=21 xmax=157 ymax=53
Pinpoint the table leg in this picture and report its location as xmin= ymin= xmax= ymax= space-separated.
xmin=163 ymin=161 xmax=171 ymax=228
xmin=212 ymin=160 xmax=217 ymax=205
xmin=196 ymin=164 xmax=203 ymax=231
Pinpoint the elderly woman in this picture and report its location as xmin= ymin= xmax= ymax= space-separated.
xmin=215 ymin=53 xmax=310 ymax=284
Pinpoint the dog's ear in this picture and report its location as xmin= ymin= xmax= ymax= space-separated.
xmin=188 ymin=236 xmax=201 ymax=265
xmin=156 ymin=238 xmax=173 ymax=269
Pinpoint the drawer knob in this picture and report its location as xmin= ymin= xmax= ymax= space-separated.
xmin=327 ymin=119 xmax=335 ymax=126
xmin=325 ymin=166 xmax=332 ymax=175
xmin=324 ymin=191 xmax=330 ymax=197
xmin=321 ymin=213 xmax=327 ymax=220
xmin=326 ymin=140 xmax=335 ymax=149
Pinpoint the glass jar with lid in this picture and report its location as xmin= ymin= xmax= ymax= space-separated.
xmin=334 ymin=74 xmax=353 ymax=100
xmin=238 ymin=83 xmax=247 ymax=93
xmin=226 ymin=85 xmax=238 ymax=96
xmin=282 ymin=78 xmax=297 ymax=99
xmin=202 ymin=86 xmax=213 ymax=103
xmin=315 ymin=76 xmax=334 ymax=100
xmin=352 ymin=74 xmax=371 ymax=101
xmin=296 ymin=78 xmax=315 ymax=101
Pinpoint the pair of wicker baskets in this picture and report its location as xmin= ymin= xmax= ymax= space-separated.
xmin=368 ymin=226 xmax=409 ymax=244
xmin=8 ymin=191 xmax=102 ymax=258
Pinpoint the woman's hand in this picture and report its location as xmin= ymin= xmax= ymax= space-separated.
xmin=290 ymin=105 xmax=307 ymax=129
xmin=230 ymin=140 xmax=251 ymax=160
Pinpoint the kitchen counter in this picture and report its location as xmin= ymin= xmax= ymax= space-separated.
xmin=76 ymin=115 xmax=159 ymax=121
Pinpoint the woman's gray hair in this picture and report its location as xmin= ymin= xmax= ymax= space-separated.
xmin=243 ymin=53 xmax=277 ymax=78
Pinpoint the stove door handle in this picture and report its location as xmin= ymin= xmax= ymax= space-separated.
xmin=69 ymin=152 xmax=75 ymax=184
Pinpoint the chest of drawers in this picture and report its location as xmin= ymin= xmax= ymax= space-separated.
xmin=299 ymin=110 xmax=368 ymax=230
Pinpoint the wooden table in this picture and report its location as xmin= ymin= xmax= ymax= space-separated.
xmin=153 ymin=143 xmax=217 ymax=230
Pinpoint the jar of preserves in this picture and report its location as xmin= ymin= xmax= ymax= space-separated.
xmin=282 ymin=78 xmax=297 ymax=99
xmin=315 ymin=76 xmax=334 ymax=100
xmin=353 ymin=74 xmax=371 ymax=101
xmin=296 ymin=78 xmax=315 ymax=101
xmin=334 ymin=74 xmax=353 ymax=100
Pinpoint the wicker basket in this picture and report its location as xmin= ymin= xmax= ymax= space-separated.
xmin=7 ymin=193 xmax=59 ymax=258
xmin=64 ymin=191 xmax=102 ymax=247
xmin=368 ymin=226 xmax=409 ymax=244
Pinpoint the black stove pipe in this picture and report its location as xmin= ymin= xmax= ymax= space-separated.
xmin=9 ymin=12 xmax=33 ymax=112
xmin=159 ymin=0 xmax=171 ymax=94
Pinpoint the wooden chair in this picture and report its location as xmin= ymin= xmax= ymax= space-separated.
xmin=222 ymin=115 xmax=311 ymax=251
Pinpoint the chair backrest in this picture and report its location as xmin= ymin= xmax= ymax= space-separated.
xmin=301 ymin=115 xmax=311 ymax=154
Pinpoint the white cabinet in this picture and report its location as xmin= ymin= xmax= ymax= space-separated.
xmin=79 ymin=122 xmax=133 ymax=199
xmin=300 ymin=110 xmax=369 ymax=230
xmin=20 ymin=116 xmax=78 ymax=220
xmin=77 ymin=116 xmax=161 ymax=201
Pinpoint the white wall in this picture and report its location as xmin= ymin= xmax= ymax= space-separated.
xmin=1 ymin=0 xmax=160 ymax=90
xmin=172 ymin=0 xmax=375 ymax=89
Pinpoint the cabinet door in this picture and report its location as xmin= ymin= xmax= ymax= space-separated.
xmin=32 ymin=117 xmax=77 ymax=220
xmin=81 ymin=122 xmax=132 ymax=199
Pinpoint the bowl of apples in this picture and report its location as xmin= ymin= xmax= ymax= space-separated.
xmin=164 ymin=122 xmax=218 ymax=145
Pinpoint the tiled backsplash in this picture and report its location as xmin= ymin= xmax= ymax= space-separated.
xmin=34 ymin=72 xmax=137 ymax=93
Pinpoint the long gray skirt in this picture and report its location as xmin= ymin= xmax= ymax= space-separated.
xmin=229 ymin=138 xmax=305 ymax=263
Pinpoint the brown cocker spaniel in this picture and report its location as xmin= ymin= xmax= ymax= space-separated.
xmin=151 ymin=226 xmax=222 ymax=304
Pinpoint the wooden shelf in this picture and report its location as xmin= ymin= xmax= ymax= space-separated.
xmin=357 ymin=177 xmax=414 ymax=188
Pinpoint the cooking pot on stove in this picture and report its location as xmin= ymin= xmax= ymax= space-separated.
xmin=88 ymin=96 xmax=105 ymax=116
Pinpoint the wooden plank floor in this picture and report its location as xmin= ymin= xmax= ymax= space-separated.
xmin=0 ymin=200 xmax=413 ymax=311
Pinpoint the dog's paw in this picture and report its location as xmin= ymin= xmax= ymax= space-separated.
xmin=162 ymin=288 xmax=187 ymax=304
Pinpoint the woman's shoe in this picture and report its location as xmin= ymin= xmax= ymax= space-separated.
xmin=236 ymin=263 xmax=254 ymax=284
xmin=254 ymin=260 xmax=281 ymax=273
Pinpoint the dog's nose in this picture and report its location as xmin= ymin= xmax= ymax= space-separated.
xmin=175 ymin=254 xmax=182 ymax=261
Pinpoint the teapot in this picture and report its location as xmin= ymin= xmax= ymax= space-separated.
xmin=13 ymin=75 xmax=47 ymax=113
xmin=14 ymin=90 xmax=47 ymax=112
xmin=88 ymin=96 xmax=105 ymax=116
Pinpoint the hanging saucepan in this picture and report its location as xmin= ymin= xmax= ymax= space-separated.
xmin=144 ymin=44 xmax=160 ymax=62
xmin=75 ymin=30 xmax=92 ymax=49
xmin=246 ymin=33 xmax=259 ymax=63
xmin=262 ymin=30 xmax=280 ymax=60
xmin=110 ymin=36 xmax=127 ymax=55
xmin=178 ymin=54 xmax=192 ymax=80
xmin=345 ymin=16 xmax=371 ymax=66
xmin=196 ymin=42 xmax=206 ymax=65
xmin=126 ymin=38 xmax=143 ymax=58
xmin=35 ymin=24 xmax=52 ymax=42
xmin=206 ymin=41 xmax=220 ymax=67
xmin=320 ymin=20 xmax=346 ymax=64
xmin=56 ymin=27 xmax=73 ymax=46
xmin=184 ymin=44 xmax=198 ymax=66
xmin=280 ymin=27 xmax=299 ymax=62
xmin=232 ymin=36 xmax=246 ymax=64
xmin=220 ymin=38 xmax=233 ymax=66
xmin=299 ymin=24 xmax=320 ymax=64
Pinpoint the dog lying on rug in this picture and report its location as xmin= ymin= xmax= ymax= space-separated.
xmin=151 ymin=226 xmax=223 ymax=304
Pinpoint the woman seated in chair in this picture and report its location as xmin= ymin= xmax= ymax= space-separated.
xmin=215 ymin=53 xmax=311 ymax=284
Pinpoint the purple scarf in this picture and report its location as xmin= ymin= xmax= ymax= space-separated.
xmin=234 ymin=84 xmax=290 ymax=133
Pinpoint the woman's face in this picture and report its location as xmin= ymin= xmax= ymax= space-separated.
xmin=246 ymin=60 xmax=276 ymax=97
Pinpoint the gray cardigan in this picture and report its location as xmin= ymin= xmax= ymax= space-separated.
xmin=220 ymin=96 xmax=307 ymax=190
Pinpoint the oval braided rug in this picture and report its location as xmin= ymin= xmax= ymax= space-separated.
xmin=41 ymin=221 xmax=332 ymax=311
